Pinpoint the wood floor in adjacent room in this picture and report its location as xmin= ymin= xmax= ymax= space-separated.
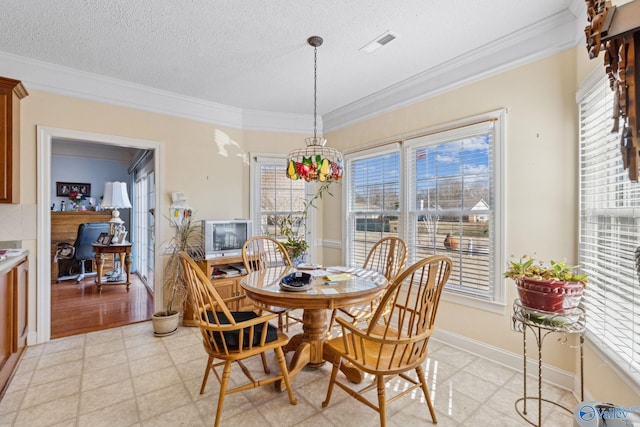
xmin=50 ymin=273 xmax=154 ymax=339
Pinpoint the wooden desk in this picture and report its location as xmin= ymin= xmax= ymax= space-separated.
xmin=241 ymin=266 xmax=387 ymax=385
xmin=51 ymin=211 xmax=112 ymax=279
xmin=91 ymin=242 xmax=132 ymax=293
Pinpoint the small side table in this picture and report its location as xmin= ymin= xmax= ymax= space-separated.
xmin=512 ymin=299 xmax=585 ymax=426
xmin=91 ymin=242 xmax=132 ymax=293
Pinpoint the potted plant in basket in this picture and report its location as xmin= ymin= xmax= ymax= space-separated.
xmin=152 ymin=209 xmax=204 ymax=336
xmin=504 ymin=255 xmax=588 ymax=313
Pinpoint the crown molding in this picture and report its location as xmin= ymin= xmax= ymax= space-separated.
xmin=323 ymin=9 xmax=583 ymax=132
xmin=241 ymin=108 xmax=319 ymax=133
xmin=0 ymin=51 xmax=314 ymax=134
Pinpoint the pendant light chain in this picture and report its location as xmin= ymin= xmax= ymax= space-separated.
xmin=313 ymin=43 xmax=318 ymax=140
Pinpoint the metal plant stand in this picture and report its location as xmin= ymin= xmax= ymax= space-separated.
xmin=512 ymin=299 xmax=585 ymax=426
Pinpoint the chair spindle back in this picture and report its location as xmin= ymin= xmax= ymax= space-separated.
xmin=362 ymin=236 xmax=408 ymax=282
xmin=242 ymin=236 xmax=292 ymax=273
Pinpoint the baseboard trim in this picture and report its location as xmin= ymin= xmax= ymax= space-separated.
xmin=27 ymin=331 xmax=38 ymax=346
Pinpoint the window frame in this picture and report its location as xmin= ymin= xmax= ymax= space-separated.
xmin=250 ymin=153 xmax=316 ymax=261
xmin=343 ymin=110 xmax=506 ymax=311
xmin=577 ymin=73 xmax=640 ymax=387
xmin=343 ymin=144 xmax=402 ymax=270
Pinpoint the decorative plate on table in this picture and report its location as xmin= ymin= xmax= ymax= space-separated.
xmin=280 ymin=272 xmax=313 ymax=292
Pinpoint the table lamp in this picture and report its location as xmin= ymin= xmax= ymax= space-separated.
xmin=101 ymin=181 xmax=132 ymax=244
xmin=101 ymin=181 xmax=132 ymax=281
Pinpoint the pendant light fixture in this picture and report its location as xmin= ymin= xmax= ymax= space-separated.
xmin=286 ymin=36 xmax=343 ymax=182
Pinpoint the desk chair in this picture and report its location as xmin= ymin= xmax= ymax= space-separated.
xmin=179 ymin=252 xmax=297 ymax=427
xmin=55 ymin=222 xmax=110 ymax=284
xmin=329 ymin=236 xmax=408 ymax=330
xmin=322 ymin=255 xmax=452 ymax=426
xmin=242 ymin=236 xmax=302 ymax=331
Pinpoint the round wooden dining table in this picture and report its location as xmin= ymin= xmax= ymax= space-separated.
xmin=240 ymin=265 xmax=388 ymax=385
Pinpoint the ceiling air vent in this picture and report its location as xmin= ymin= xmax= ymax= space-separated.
xmin=377 ymin=33 xmax=396 ymax=45
xmin=360 ymin=31 xmax=397 ymax=53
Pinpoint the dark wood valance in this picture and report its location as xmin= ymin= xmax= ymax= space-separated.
xmin=585 ymin=0 xmax=640 ymax=181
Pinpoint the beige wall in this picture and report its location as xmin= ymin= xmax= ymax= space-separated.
xmin=18 ymin=90 xmax=311 ymax=219
xmin=0 ymin=89 xmax=308 ymax=340
xmin=2 ymin=38 xmax=637 ymax=404
xmin=325 ymin=47 xmax=639 ymax=403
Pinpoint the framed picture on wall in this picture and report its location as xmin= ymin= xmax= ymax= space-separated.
xmin=56 ymin=182 xmax=91 ymax=197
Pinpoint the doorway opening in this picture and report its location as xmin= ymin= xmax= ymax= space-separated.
xmin=36 ymin=126 xmax=163 ymax=344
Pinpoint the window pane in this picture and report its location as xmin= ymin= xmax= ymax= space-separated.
xmin=347 ymin=152 xmax=401 ymax=267
xmin=345 ymin=117 xmax=501 ymax=304
xmin=409 ymin=129 xmax=494 ymax=298
xmin=258 ymin=163 xmax=307 ymax=239
xmin=579 ymin=77 xmax=640 ymax=382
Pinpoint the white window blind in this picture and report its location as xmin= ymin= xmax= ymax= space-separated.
xmin=578 ymin=76 xmax=640 ymax=381
xmin=250 ymin=155 xmax=313 ymax=256
xmin=345 ymin=147 xmax=401 ymax=268
xmin=406 ymin=122 xmax=496 ymax=299
xmin=344 ymin=112 xmax=504 ymax=304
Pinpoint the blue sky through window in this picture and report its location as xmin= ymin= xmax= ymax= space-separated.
xmin=415 ymin=134 xmax=491 ymax=211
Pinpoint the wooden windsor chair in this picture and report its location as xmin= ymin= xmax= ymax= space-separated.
xmin=179 ymin=251 xmax=297 ymax=427
xmin=328 ymin=236 xmax=408 ymax=331
xmin=322 ymin=255 xmax=452 ymax=427
xmin=242 ymin=235 xmax=302 ymax=331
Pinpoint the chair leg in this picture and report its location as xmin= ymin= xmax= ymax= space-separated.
xmin=377 ymin=374 xmax=387 ymax=427
xmin=260 ymin=352 xmax=270 ymax=373
xmin=328 ymin=309 xmax=338 ymax=335
xmin=274 ymin=347 xmax=297 ymax=405
xmin=322 ymin=356 xmax=341 ymax=407
xmin=200 ymin=355 xmax=214 ymax=394
xmin=76 ymin=260 xmax=86 ymax=283
xmin=277 ymin=313 xmax=284 ymax=332
xmin=416 ymin=365 xmax=437 ymax=423
xmin=213 ymin=360 xmax=232 ymax=427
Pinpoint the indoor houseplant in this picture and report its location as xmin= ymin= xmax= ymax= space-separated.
xmin=152 ymin=209 xmax=204 ymax=336
xmin=279 ymin=181 xmax=334 ymax=264
xmin=504 ymin=255 xmax=588 ymax=313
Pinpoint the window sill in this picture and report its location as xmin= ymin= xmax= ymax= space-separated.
xmin=585 ymin=332 xmax=640 ymax=396
xmin=440 ymin=290 xmax=506 ymax=314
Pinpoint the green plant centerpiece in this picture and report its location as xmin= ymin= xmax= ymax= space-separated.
xmin=279 ymin=181 xmax=335 ymax=263
xmin=153 ymin=209 xmax=204 ymax=336
xmin=504 ymin=255 xmax=587 ymax=314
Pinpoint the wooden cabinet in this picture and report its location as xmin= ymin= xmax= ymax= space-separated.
xmin=184 ymin=256 xmax=254 ymax=326
xmin=0 ymin=254 xmax=28 ymax=398
xmin=0 ymin=77 xmax=28 ymax=204
xmin=13 ymin=258 xmax=28 ymax=354
xmin=51 ymin=211 xmax=113 ymax=279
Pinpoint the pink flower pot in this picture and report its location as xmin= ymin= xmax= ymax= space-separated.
xmin=516 ymin=278 xmax=584 ymax=312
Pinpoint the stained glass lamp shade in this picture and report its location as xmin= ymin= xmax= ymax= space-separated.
xmin=286 ymin=36 xmax=343 ymax=182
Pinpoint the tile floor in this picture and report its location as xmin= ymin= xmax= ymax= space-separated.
xmin=0 ymin=319 xmax=577 ymax=426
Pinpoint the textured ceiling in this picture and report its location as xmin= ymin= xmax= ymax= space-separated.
xmin=0 ymin=0 xmax=581 ymax=117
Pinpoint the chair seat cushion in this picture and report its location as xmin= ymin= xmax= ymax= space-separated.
xmin=205 ymin=311 xmax=278 ymax=349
